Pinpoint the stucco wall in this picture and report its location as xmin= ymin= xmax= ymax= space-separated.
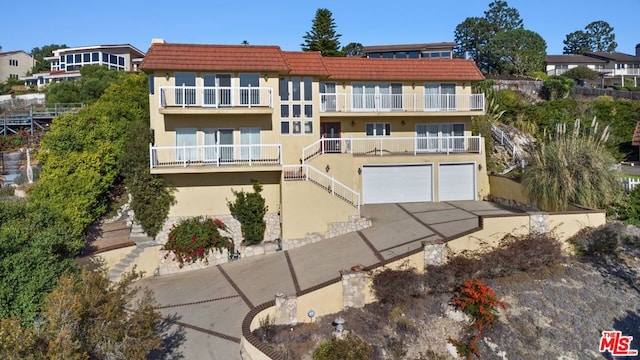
xmin=162 ymin=171 xmax=281 ymax=216
xmin=447 ymin=215 xmax=531 ymax=254
xmin=548 ymin=212 xmax=606 ymax=241
xmin=489 ymin=175 xmax=531 ymax=205
xmin=281 ymin=179 xmax=359 ymax=239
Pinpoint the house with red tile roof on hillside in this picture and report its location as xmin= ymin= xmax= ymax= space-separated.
xmin=140 ymin=39 xmax=488 ymax=244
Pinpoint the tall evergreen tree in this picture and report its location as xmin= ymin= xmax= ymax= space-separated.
xmin=454 ymin=1 xmax=523 ymax=73
xmin=30 ymin=44 xmax=67 ymax=74
xmin=563 ymin=30 xmax=591 ymax=54
xmin=301 ymin=8 xmax=342 ymax=56
xmin=563 ymin=21 xmax=617 ymax=54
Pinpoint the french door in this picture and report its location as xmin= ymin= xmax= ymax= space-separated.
xmin=203 ymin=74 xmax=232 ymax=107
xmin=240 ymin=127 xmax=261 ymax=160
xmin=416 ymin=123 xmax=464 ymax=152
xmin=176 ymin=128 xmax=197 ymax=161
xmin=204 ymin=128 xmax=234 ymax=163
xmin=424 ymin=83 xmax=456 ymax=111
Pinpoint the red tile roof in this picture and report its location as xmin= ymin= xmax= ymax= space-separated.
xmin=282 ymin=51 xmax=329 ymax=76
xmin=322 ymin=57 xmax=484 ymax=81
xmin=140 ymin=43 xmax=484 ymax=81
xmin=140 ymin=43 xmax=289 ymax=72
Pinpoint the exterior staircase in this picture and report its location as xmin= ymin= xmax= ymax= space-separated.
xmin=107 ymin=242 xmax=156 ymax=282
xmin=491 ymin=124 xmax=526 ymax=173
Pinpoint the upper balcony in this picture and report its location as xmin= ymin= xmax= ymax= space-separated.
xmin=158 ymin=86 xmax=273 ymax=114
xmin=319 ymin=93 xmax=484 ymax=116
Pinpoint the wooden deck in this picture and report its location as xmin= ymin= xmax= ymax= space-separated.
xmin=1 ymin=103 xmax=83 ymax=135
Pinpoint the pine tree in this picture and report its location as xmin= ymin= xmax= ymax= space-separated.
xmin=301 ymin=8 xmax=342 ymax=57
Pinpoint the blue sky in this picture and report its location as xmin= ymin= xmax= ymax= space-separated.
xmin=3 ymin=0 xmax=638 ymax=56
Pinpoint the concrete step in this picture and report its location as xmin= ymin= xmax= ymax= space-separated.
xmin=108 ymin=243 xmax=157 ymax=282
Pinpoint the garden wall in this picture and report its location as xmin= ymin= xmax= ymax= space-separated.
xmin=239 ymin=209 xmax=606 ymax=360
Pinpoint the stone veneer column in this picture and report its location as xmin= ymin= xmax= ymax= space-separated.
xmin=341 ymin=266 xmax=366 ymax=309
xmin=529 ymin=212 xmax=549 ymax=234
xmin=274 ymin=293 xmax=297 ymax=326
xmin=423 ymin=239 xmax=446 ymax=266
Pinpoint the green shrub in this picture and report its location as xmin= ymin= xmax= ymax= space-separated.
xmin=372 ymin=266 xmax=423 ymax=305
xmin=120 ymin=121 xmax=174 ymax=238
xmin=0 ymin=186 xmax=15 ymax=198
xmin=543 ymin=76 xmax=574 ymax=100
xmin=567 ymin=224 xmax=620 ymax=256
xmin=425 ymin=233 xmax=563 ymax=293
xmin=312 ymin=333 xmax=372 ymax=360
xmin=0 ymin=130 xmax=30 ymax=151
xmin=164 ymin=217 xmax=232 ymax=266
xmin=227 ymin=181 xmax=268 ymax=245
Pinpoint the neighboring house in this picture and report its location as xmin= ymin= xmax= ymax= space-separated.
xmin=21 ymin=44 xmax=145 ymax=89
xmin=140 ymin=39 xmax=488 ymax=241
xmin=545 ymin=44 xmax=640 ymax=87
xmin=0 ymin=48 xmax=34 ymax=82
xmin=362 ymin=42 xmax=456 ymax=59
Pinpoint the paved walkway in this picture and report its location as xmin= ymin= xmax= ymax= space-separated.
xmin=140 ymin=201 xmax=519 ymax=359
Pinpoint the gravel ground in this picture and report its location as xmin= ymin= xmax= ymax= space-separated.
xmin=263 ymin=236 xmax=640 ymax=360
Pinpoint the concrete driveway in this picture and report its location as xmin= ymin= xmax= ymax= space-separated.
xmin=140 ymin=201 xmax=518 ymax=359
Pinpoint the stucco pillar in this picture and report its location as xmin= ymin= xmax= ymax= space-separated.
xmin=529 ymin=212 xmax=549 ymax=234
xmin=341 ymin=266 xmax=366 ymax=309
xmin=423 ymin=239 xmax=446 ymax=266
xmin=274 ymin=293 xmax=297 ymax=326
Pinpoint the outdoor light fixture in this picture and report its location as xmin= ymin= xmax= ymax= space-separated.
xmin=325 ymin=164 xmax=330 ymax=172
xmin=263 ymin=73 xmax=269 ymax=81
xmin=351 ymin=120 xmax=355 ymax=127
xmin=412 ymin=82 xmax=416 ymax=89
xmin=401 ymin=120 xmax=406 ymax=126
xmin=478 ymin=163 xmax=483 ymax=171
xmin=165 ymin=72 xmax=170 ymax=80
xmin=357 ymin=167 xmax=362 ymax=175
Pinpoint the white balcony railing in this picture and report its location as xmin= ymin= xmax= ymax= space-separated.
xmin=547 ymin=68 xmax=640 ymax=77
xmin=320 ymin=93 xmax=484 ymax=113
xmin=283 ymin=164 xmax=360 ymax=209
xmin=302 ymin=136 xmax=482 ymax=162
xmin=159 ymin=86 xmax=273 ymax=109
xmin=150 ymin=144 xmax=282 ymax=169
xmin=612 ymin=68 xmax=640 ymax=76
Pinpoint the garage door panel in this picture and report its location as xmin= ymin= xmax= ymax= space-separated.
xmin=438 ymin=163 xmax=475 ymax=201
xmin=363 ymin=164 xmax=432 ymax=204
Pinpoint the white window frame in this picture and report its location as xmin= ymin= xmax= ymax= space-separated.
xmin=365 ymin=122 xmax=391 ymax=136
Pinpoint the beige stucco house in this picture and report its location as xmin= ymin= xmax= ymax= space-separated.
xmin=140 ymin=39 xmax=488 ymax=241
xmin=0 ymin=49 xmax=34 ymax=82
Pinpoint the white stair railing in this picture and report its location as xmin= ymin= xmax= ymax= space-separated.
xmin=491 ymin=124 xmax=526 ymax=172
xmin=283 ymin=164 xmax=360 ymax=209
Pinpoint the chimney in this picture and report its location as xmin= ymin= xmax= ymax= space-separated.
xmin=151 ymin=38 xmax=166 ymax=45
xmin=636 ymin=43 xmax=640 ymax=58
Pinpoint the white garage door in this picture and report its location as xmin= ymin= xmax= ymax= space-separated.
xmin=362 ymin=164 xmax=432 ymax=204
xmin=438 ymin=163 xmax=476 ymax=201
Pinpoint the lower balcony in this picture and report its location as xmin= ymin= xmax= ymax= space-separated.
xmin=303 ymin=136 xmax=482 ymax=162
xmin=150 ymin=144 xmax=282 ymax=173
